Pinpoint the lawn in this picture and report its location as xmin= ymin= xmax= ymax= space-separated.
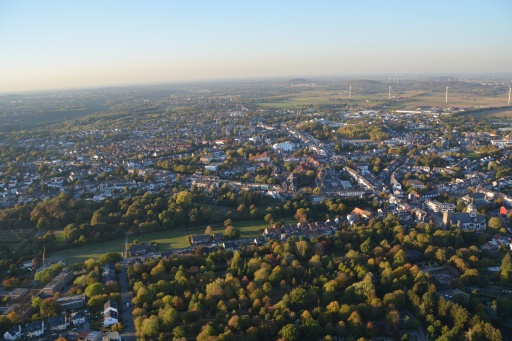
xmin=49 ymin=238 xmax=125 ymax=265
xmin=463 ymin=150 xmax=481 ymax=159
xmin=48 ymin=217 xmax=298 ymax=265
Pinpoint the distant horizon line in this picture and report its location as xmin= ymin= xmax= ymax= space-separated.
xmin=2 ymin=72 xmax=512 ymax=96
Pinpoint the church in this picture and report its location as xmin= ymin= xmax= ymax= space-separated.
xmin=442 ymin=202 xmax=487 ymax=231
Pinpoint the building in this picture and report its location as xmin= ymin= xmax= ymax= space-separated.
xmin=425 ymin=200 xmax=455 ymax=213
xmin=56 ymin=294 xmax=86 ymax=310
xmin=129 ymin=242 xmax=157 ymax=256
xmin=48 ymin=315 xmax=67 ymax=333
xmin=443 ymin=203 xmax=487 ymax=231
xmin=71 ymin=311 xmax=87 ymax=326
xmin=25 ymin=320 xmax=44 ymax=339
xmin=43 ymin=268 xmax=74 ymax=296
xmin=3 ymin=325 xmax=22 ymax=340
xmin=103 ymin=300 xmax=119 ymax=327
xmin=190 ymin=234 xmax=211 ymax=245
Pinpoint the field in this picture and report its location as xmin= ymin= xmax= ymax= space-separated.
xmin=255 ymin=89 xmax=407 ymax=109
xmin=49 ymin=238 xmax=125 ymax=265
xmin=254 ymin=88 xmax=511 ymax=111
xmin=402 ymin=92 xmax=511 ymax=110
xmin=48 ymin=218 xmax=294 ymax=265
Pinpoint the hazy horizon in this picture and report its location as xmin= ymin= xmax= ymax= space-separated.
xmin=1 ymin=0 xmax=511 ymax=93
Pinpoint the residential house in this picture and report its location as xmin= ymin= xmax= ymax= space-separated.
xmin=48 ymin=315 xmax=67 ymax=333
xmin=25 ymin=320 xmax=44 ymax=339
xmin=404 ymin=179 xmax=425 ymax=189
xmin=462 ymin=192 xmax=486 ymax=205
xmin=425 ymin=200 xmax=455 ymax=213
xmin=103 ymin=300 xmax=119 ymax=327
xmin=190 ymin=234 xmax=211 ymax=245
xmin=351 ymin=207 xmax=373 ymax=219
xmin=129 ymin=242 xmax=157 ymax=256
xmin=71 ymin=311 xmax=86 ymax=326
xmin=212 ymin=233 xmax=224 ymax=242
xmin=3 ymin=325 xmax=22 ymax=340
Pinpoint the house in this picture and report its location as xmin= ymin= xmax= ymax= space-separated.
xmin=103 ymin=300 xmax=119 ymax=327
xmin=71 ymin=311 xmax=86 ymax=326
xmin=129 ymin=242 xmax=157 ymax=256
xmin=48 ymin=315 xmax=67 ymax=332
xmin=263 ymin=227 xmax=279 ymax=238
xmin=25 ymin=320 xmax=44 ymax=339
xmin=3 ymin=325 xmax=22 ymax=340
xmin=462 ymin=192 xmax=486 ymax=205
xmin=500 ymin=206 xmax=508 ymax=216
xmin=190 ymin=234 xmax=211 ymax=245
xmin=212 ymin=233 xmax=224 ymax=242
xmin=404 ymin=179 xmax=425 ymax=189
xmin=253 ymin=237 xmax=266 ymax=246
xmin=351 ymin=207 xmax=373 ymax=219
xmin=102 ymin=268 xmax=116 ymax=283
xmin=425 ymin=200 xmax=455 ymax=213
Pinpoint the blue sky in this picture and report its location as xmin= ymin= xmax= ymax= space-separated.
xmin=0 ymin=0 xmax=510 ymax=92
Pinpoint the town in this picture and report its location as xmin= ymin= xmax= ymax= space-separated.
xmin=0 ymin=79 xmax=511 ymax=340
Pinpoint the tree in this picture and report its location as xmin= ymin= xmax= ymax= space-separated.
xmin=289 ymin=287 xmax=311 ymax=311
xmin=225 ymin=226 xmax=240 ymax=240
xmin=175 ymin=190 xmax=192 ymax=208
xmin=488 ymin=217 xmax=503 ymax=232
xmin=85 ymin=282 xmax=105 ymax=298
xmin=205 ymin=225 xmax=212 ymax=235
xmin=98 ymin=252 xmax=123 ymax=265
xmin=264 ymin=213 xmax=273 ymax=224
xmin=295 ymin=208 xmax=308 ymax=223
xmin=140 ymin=315 xmax=160 ymax=339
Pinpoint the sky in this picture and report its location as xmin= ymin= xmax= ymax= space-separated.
xmin=0 ymin=0 xmax=511 ymax=93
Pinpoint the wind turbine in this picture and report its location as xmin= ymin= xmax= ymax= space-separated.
xmin=349 ymin=85 xmax=351 ymax=99
xmin=509 ymin=85 xmax=511 ymax=105
xmin=445 ymin=86 xmax=449 ymax=103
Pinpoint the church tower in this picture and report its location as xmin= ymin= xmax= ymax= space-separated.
xmin=442 ymin=209 xmax=451 ymax=229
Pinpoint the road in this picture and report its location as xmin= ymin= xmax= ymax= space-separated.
xmin=120 ymin=233 xmax=136 ymax=340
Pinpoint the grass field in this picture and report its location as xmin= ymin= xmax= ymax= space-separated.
xmin=50 ymin=238 xmax=125 ymax=265
xmin=49 ymin=217 xmax=297 ymax=265
xmin=463 ymin=150 xmax=481 ymax=159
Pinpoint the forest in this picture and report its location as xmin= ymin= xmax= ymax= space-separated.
xmin=125 ymin=215 xmax=508 ymax=340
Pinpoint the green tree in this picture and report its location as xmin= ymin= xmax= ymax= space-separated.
xmin=141 ymin=315 xmax=160 ymax=339
xmin=85 ymin=282 xmax=105 ymax=297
